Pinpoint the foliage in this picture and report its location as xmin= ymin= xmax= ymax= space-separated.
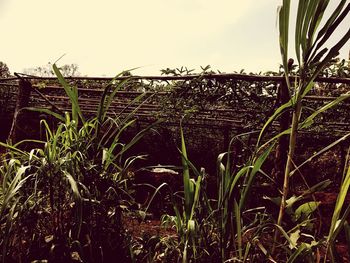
xmin=0 ymin=61 xmax=11 ymax=78
xmin=0 ymin=61 xmax=13 ymax=116
xmin=158 ymin=66 xmax=277 ymax=127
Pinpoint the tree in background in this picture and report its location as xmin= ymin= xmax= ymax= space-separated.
xmin=0 ymin=61 xmax=11 ymax=78
xmin=23 ymin=63 xmax=80 ymax=77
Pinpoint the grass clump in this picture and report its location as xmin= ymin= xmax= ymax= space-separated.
xmin=0 ymin=66 xmax=154 ymax=262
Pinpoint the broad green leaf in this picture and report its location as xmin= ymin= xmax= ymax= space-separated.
xmin=286 ymin=195 xmax=301 ymax=208
xmin=294 ymin=201 xmax=319 ymax=221
xmin=180 ymin=123 xmax=193 ymax=220
xmin=289 ymin=229 xmax=301 ymax=249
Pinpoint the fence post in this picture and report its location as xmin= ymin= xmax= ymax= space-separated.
xmin=8 ymin=78 xmax=32 ymax=143
xmin=272 ymin=79 xmax=290 ymax=187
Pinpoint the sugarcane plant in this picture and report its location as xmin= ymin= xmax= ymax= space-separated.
xmin=262 ymin=0 xmax=350 ymax=257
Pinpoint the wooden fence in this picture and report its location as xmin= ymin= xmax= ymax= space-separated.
xmin=1 ymin=73 xmax=350 ymax=138
xmin=1 ymin=72 xmax=349 ymax=175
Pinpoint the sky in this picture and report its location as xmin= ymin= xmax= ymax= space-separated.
xmin=0 ymin=0 xmax=349 ymax=76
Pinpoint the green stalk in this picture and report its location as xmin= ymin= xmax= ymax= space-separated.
xmin=276 ymin=97 xmax=302 ymax=228
xmin=273 ymin=2 xmax=350 ymax=257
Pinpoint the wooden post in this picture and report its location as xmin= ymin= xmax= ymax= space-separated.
xmin=272 ymin=79 xmax=291 ymax=187
xmin=271 ymin=59 xmax=294 ymax=188
xmin=8 ymin=78 xmax=32 ymax=143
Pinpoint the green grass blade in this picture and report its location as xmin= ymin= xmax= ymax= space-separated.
xmin=142 ymin=182 xmax=168 ymax=220
xmin=0 ymin=142 xmax=28 ymax=156
xmin=300 ymin=1 xmax=318 ymax=55
xmin=328 ymin=164 xmax=350 ymax=240
xmin=0 ymin=166 xmax=30 ymax=217
xmin=234 ymin=200 xmax=243 ymax=259
xmin=301 ymin=93 xmax=350 ymax=129
xmin=63 ymin=171 xmax=82 ymax=238
xmin=23 ymin=107 xmax=65 ymax=122
xmin=279 ymin=0 xmax=291 ymax=73
xmin=295 ymin=0 xmax=308 ymax=64
xmin=115 ymin=119 xmax=162 ymax=160
xmin=180 ymin=123 xmax=193 ymax=220
xmin=189 ymin=175 xmax=202 ymax=221
xmin=312 ymin=1 xmax=348 ymax=57
xmin=257 ymin=98 xmax=293 ymax=146
xmin=239 ymin=144 xmax=275 ymax=210
xmin=313 ymin=26 xmax=350 ymax=78
xmin=53 ymin=64 xmax=85 ymax=124
xmin=306 ymin=1 xmax=329 ymax=57
xmin=291 ymin=133 xmax=350 ymax=176
xmin=287 ymin=243 xmax=308 ymax=263
xmin=96 ymin=68 xmax=139 ymax=125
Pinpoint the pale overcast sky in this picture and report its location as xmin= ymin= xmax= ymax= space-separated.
xmin=0 ymin=0 xmax=349 ymax=76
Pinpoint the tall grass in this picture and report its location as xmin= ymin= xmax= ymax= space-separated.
xmin=156 ymin=127 xmax=275 ymax=262
xmin=0 ymin=65 xmax=157 ymax=262
xmin=156 ymin=1 xmax=350 ymax=262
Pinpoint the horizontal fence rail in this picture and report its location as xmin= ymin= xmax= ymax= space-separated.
xmin=1 ymin=72 xmax=349 ymax=84
xmin=1 ymin=73 xmax=350 ymax=140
